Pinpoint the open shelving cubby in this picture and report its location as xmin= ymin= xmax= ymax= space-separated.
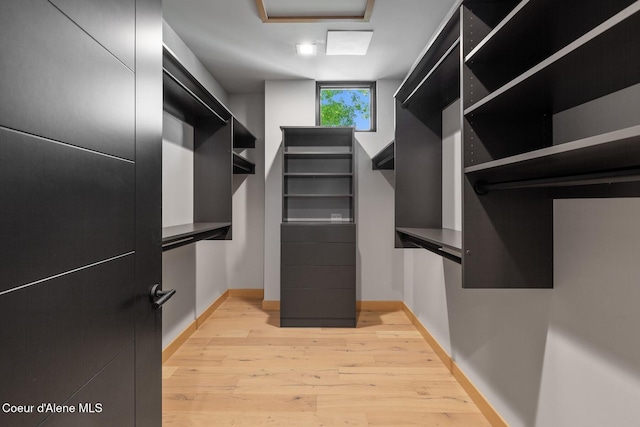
xmin=162 ymin=45 xmax=257 ymax=247
xmin=393 ymin=2 xmax=462 ymax=261
xmin=461 ymin=0 xmax=640 ymax=288
xmin=282 ymin=127 xmax=355 ymax=223
xmin=371 ymin=140 xmax=395 ymax=170
xmin=232 ymin=117 xmax=256 ymax=174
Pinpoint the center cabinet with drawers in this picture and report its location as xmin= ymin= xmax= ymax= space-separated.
xmin=280 ymin=127 xmax=356 ymax=327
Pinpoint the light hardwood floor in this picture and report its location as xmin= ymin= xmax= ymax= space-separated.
xmin=162 ymin=296 xmax=491 ymax=426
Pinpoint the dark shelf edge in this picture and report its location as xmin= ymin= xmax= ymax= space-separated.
xmin=232 ymin=117 xmax=257 ymax=149
xmin=395 ymin=0 xmax=462 ymax=99
xmin=465 ymin=0 xmax=529 ymax=63
xmin=162 ymin=44 xmax=232 ymax=122
xmin=396 ymin=227 xmax=462 ymax=258
xmin=162 ymin=222 xmax=231 ymax=251
xmin=284 ymin=173 xmax=353 ymax=177
xmin=400 ymin=38 xmax=461 ymax=106
xmin=372 ymin=140 xmax=395 ymax=170
xmin=284 ymin=194 xmax=353 ymax=198
xmin=233 ymin=153 xmax=255 ymax=174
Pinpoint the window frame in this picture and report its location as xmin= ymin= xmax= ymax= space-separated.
xmin=316 ymin=81 xmax=377 ymax=132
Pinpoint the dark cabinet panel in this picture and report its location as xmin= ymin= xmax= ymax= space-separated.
xmin=0 ymin=0 xmax=134 ymax=160
xmin=0 ymin=256 xmax=134 ymax=427
xmin=282 ymin=243 xmax=356 ymax=266
xmin=0 ymin=127 xmax=134 ymax=293
xmin=281 ymin=223 xmax=355 ymax=243
xmin=281 ymin=288 xmax=356 ymax=322
xmin=194 ymin=120 xmax=232 ymax=229
xmin=282 ymin=265 xmax=356 ymax=290
xmin=49 ymin=0 xmax=135 ymax=70
xmin=42 ymin=343 xmax=135 ymax=427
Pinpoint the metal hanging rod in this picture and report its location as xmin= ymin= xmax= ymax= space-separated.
xmin=474 ymin=167 xmax=640 ymax=195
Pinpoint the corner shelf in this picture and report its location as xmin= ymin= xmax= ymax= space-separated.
xmin=464 ymin=0 xmax=635 ymax=105
xmin=464 ymin=3 xmax=640 ymax=116
xmin=372 ymin=140 xmax=395 ymax=170
xmin=466 ymin=125 xmax=640 ymax=191
xmin=162 ymin=222 xmax=231 ymax=252
xmin=396 ymin=227 xmax=462 ymax=263
xmin=233 ymin=153 xmax=255 ymax=174
xmin=232 ymin=117 xmax=256 ymax=149
xmin=162 ymin=45 xmax=232 ymax=126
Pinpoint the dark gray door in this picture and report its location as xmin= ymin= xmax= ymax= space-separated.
xmin=0 ymin=1 xmax=162 ymax=426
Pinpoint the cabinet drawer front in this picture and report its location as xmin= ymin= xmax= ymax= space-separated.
xmin=282 ymin=243 xmax=355 ymax=266
xmin=282 ymin=266 xmax=355 ymax=289
xmin=281 ymin=288 xmax=355 ymax=320
xmin=281 ymin=223 xmax=355 ymax=242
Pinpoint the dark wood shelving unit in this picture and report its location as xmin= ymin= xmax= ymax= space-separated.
xmin=372 ymin=140 xmax=395 ymax=170
xmin=459 ymin=0 xmax=640 ymax=288
xmin=162 ymin=222 xmax=231 ymax=252
xmin=393 ymin=2 xmax=461 ymax=252
xmin=280 ymin=127 xmax=356 ymax=328
xmin=163 ymin=45 xmax=257 ymax=243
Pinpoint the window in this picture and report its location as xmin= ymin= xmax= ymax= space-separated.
xmin=316 ymin=82 xmax=376 ymax=132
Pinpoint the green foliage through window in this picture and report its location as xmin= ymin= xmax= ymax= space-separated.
xmin=318 ymin=84 xmax=374 ymax=131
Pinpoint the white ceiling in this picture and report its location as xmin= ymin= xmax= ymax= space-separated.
xmin=162 ymin=0 xmax=458 ymax=94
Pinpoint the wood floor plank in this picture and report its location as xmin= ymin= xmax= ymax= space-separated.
xmin=162 ymin=297 xmax=491 ymax=426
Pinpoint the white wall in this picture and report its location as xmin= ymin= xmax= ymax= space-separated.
xmin=403 ymin=87 xmax=640 ymax=426
xmin=264 ymin=80 xmax=316 ymax=301
xmin=354 ymin=80 xmax=404 ymax=301
xmin=263 ymin=79 xmax=403 ymax=302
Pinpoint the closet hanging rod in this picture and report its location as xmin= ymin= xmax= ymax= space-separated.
xmin=374 ymin=153 xmax=394 ymax=168
xmin=400 ymin=234 xmax=462 ymax=264
xmin=401 ymin=38 xmax=459 ymax=107
xmin=474 ymin=167 xmax=640 ymax=195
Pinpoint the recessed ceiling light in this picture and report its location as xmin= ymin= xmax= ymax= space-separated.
xmin=296 ymin=43 xmax=317 ymax=56
xmin=326 ymin=31 xmax=373 ymax=55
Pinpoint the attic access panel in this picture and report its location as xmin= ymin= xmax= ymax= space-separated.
xmin=256 ymin=0 xmax=375 ymax=23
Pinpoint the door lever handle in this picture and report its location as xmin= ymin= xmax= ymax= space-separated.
xmin=150 ymin=284 xmax=176 ymax=309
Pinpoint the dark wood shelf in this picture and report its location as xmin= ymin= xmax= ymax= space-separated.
xmin=396 ymin=227 xmax=462 ymax=263
xmin=372 ymin=140 xmax=395 ymax=170
xmin=464 ymin=0 xmax=634 ymax=100
xmin=284 ymin=173 xmax=353 ymax=177
xmin=396 ymin=5 xmax=460 ymax=105
xmin=464 ymin=4 xmax=640 ymax=116
xmin=233 ymin=153 xmax=255 ymax=174
xmin=232 ymin=117 xmax=256 ymax=149
xmin=465 ymin=125 xmax=640 ymax=186
xmin=400 ymin=40 xmax=460 ymax=125
xmin=162 ymin=222 xmax=231 ymax=251
xmin=162 ymin=45 xmax=232 ymax=126
xmin=284 ymin=194 xmax=353 ymax=198
xmin=284 ymin=151 xmax=353 ymax=158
